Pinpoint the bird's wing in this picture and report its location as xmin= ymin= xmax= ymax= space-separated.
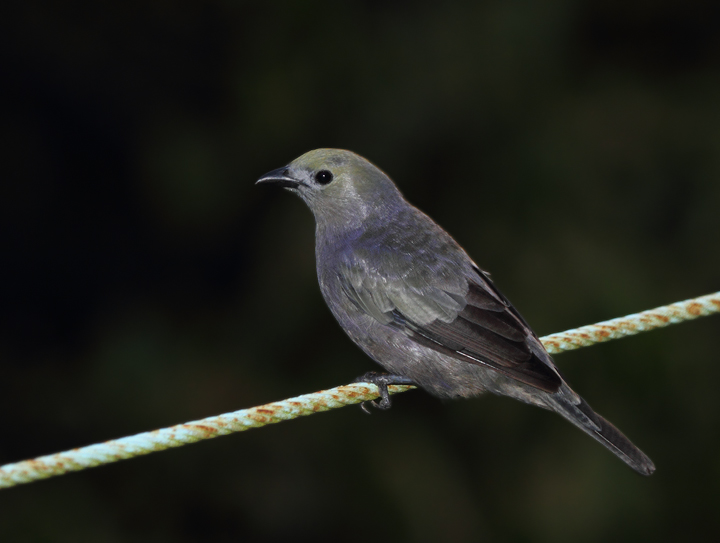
xmin=338 ymin=250 xmax=561 ymax=393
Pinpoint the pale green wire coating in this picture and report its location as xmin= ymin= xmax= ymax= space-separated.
xmin=541 ymin=291 xmax=720 ymax=354
xmin=1 ymin=291 xmax=718 ymax=490
xmin=0 ymin=383 xmax=412 ymax=489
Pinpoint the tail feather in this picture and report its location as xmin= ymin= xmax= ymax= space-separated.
xmin=550 ymin=389 xmax=655 ymax=476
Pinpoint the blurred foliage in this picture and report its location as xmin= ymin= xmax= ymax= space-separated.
xmin=1 ymin=0 xmax=720 ymax=541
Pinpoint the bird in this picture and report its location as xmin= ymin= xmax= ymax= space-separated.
xmin=256 ymin=148 xmax=655 ymax=476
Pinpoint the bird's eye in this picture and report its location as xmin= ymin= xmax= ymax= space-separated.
xmin=314 ymin=170 xmax=334 ymax=185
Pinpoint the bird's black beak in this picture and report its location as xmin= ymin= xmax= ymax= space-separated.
xmin=256 ymin=167 xmax=302 ymax=189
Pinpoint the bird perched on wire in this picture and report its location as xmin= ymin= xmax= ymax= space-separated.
xmin=257 ymin=149 xmax=655 ymax=475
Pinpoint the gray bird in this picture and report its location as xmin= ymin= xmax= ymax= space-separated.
xmin=257 ymin=148 xmax=655 ymax=476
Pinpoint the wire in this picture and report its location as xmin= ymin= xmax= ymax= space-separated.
xmin=1 ymin=291 xmax=718 ymax=489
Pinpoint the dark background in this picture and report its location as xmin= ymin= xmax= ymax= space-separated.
xmin=2 ymin=1 xmax=720 ymax=541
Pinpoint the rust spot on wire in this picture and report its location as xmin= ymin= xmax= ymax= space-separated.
xmin=687 ymin=303 xmax=703 ymax=316
xmin=346 ymin=388 xmax=369 ymax=399
xmin=192 ymin=424 xmax=219 ymax=435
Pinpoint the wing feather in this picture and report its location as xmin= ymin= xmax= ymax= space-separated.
xmin=337 ymin=245 xmax=561 ymax=393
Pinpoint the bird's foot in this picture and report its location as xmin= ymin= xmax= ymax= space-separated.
xmin=354 ymin=372 xmax=416 ymax=414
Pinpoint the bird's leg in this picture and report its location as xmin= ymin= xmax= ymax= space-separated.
xmin=354 ymin=372 xmax=416 ymax=413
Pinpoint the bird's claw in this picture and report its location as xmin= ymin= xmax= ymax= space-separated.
xmin=356 ymin=372 xmax=414 ymax=413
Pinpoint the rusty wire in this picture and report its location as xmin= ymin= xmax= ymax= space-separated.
xmin=0 ymin=383 xmax=413 ymax=489
xmin=541 ymin=291 xmax=720 ymax=354
xmin=1 ymin=290 xmax=718 ymax=490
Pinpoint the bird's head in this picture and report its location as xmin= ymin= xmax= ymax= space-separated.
xmin=256 ymin=149 xmax=405 ymax=230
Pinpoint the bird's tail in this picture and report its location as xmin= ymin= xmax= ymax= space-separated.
xmin=548 ymin=385 xmax=655 ymax=476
